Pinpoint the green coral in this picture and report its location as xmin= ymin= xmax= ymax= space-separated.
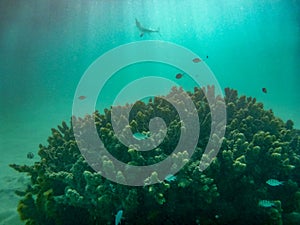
xmin=10 ymin=86 xmax=300 ymax=225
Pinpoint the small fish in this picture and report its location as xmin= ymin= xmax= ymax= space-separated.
xmin=78 ymin=95 xmax=86 ymax=100
xmin=192 ymin=57 xmax=201 ymax=63
xmin=27 ymin=152 xmax=34 ymax=159
xmin=258 ymin=200 xmax=275 ymax=208
xmin=109 ymin=184 xmax=116 ymax=192
xmin=262 ymin=88 xmax=267 ymax=93
xmin=164 ymin=174 xmax=176 ymax=182
xmin=266 ymin=179 xmax=283 ymax=186
xmin=133 ymin=132 xmax=148 ymax=140
xmin=175 ymin=73 xmax=183 ymax=79
xmin=115 ymin=210 xmax=123 ymax=225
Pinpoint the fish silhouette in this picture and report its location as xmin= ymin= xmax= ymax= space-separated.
xmin=135 ymin=18 xmax=160 ymax=37
xmin=78 ymin=96 xmax=87 ymax=100
xmin=262 ymin=88 xmax=267 ymax=93
xmin=175 ymin=73 xmax=183 ymax=79
xmin=192 ymin=58 xmax=201 ymax=63
xmin=27 ymin=152 xmax=34 ymax=159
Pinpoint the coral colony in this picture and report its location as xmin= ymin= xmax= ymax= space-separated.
xmin=10 ymin=86 xmax=300 ymax=225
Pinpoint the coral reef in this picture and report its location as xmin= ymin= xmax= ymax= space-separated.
xmin=10 ymin=86 xmax=300 ymax=225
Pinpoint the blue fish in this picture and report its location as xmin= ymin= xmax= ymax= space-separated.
xmin=164 ymin=174 xmax=176 ymax=182
xmin=115 ymin=210 xmax=123 ymax=225
xmin=133 ymin=132 xmax=148 ymax=140
xmin=258 ymin=200 xmax=275 ymax=208
xmin=266 ymin=179 xmax=283 ymax=186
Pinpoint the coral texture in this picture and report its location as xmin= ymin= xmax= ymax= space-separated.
xmin=10 ymin=86 xmax=300 ymax=225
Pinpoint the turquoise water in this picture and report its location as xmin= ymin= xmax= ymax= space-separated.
xmin=0 ymin=0 xmax=299 ymax=223
xmin=1 ymin=0 xmax=299 ymax=176
xmin=1 ymin=0 xmax=299 ymax=167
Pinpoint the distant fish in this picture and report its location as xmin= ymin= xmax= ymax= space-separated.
xmin=164 ymin=174 xmax=176 ymax=182
xmin=135 ymin=18 xmax=160 ymax=37
xmin=27 ymin=152 xmax=34 ymax=159
xmin=115 ymin=210 xmax=123 ymax=225
xmin=262 ymin=88 xmax=267 ymax=93
xmin=266 ymin=179 xmax=283 ymax=186
xmin=175 ymin=73 xmax=183 ymax=79
xmin=192 ymin=58 xmax=201 ymax=63
xmin=133 ymin=132 xmax=148 ymax=140
xmin=258 ymin=200 xmax=275 ymax=208
xmin=78 ymin=95 xmax=87 ymax=100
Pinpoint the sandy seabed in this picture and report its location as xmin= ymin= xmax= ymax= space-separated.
xmin=0 ymin=158 xmax=32 ymax=225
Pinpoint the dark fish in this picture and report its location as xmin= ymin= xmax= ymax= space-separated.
xmin=27 ymin=152 xmax=34 ymax=159
xmin=78 ymin=95 xmax=87 ymax=100
xmin=192 ymin=58 xmax=201 ymax=63
xmin=206 ymin=55 xmax=208 ymax=59
xmin=176 ymin=73 xmax=183 ymax=79
xmin=262 ymin=88 xmax=267 ymax=93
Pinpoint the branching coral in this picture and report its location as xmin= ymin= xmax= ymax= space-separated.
xmin=10 ymin=86 xmax=299 ymax=225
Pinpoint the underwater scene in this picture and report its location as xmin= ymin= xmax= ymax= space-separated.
xmin=0 ymin=0 xmax=300 ymax=225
